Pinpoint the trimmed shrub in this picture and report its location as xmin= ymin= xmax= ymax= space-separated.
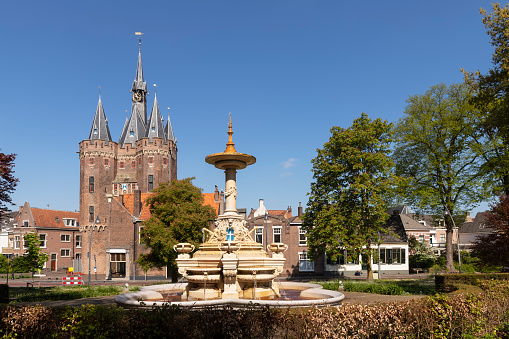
xmin=435 ymin=272 xmax=509 ymax=292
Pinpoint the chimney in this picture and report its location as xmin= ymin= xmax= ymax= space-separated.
xmin=465 ymin=211 xmax=473 ymax=223
xmin=119 ymin=194 xmax=124 ymax=206
xmin=133 ymin=190 xmax=142 ymax=217
xmin=214 ymin=185 xmax=219 ymax=202
xmin=298 ymin=202 xmax=303 ymax=217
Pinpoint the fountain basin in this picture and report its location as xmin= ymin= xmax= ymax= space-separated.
xmin=114 ymin=281 xmax=344 ymax=309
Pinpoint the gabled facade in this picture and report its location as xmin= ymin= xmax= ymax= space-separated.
xmin=8 ymin=202 xmax=80 ymax=272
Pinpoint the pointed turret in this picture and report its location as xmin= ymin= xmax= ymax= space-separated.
xmin=132 ymin=46 xmax=147 ymax=93
xmin=119 ymin=106 xmax=146 ymax=147
xmin=165 ymin=109 xmax=175 ymax=142
xmin=131 ymin=42 xmax=148 ymax=124
xmin=88 ymin=94 xmax=112 ymax=143
xmin=146 ymin=92 xmax=166 ymax=142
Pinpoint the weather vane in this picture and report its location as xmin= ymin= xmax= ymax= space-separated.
xmin=135 ymin=32 xmax=144 ymax=47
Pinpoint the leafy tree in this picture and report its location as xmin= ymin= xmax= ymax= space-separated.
xmin=0 ymin=150 xmax=19 ymax=212
xmin=462 ymin=3 xmax=509 ymax=195
xmin=408 ymin=236 xmax=436 ymax=271
xmin=302 ymin=113 xmax=400 ymax=280
xmin=138 ymin=178 xmax=216 ymax=281
xmin=23 ymin=232 xmax=48 ymax=280
xmin=471 ymin=194 xmax=509 ymax=269
xmin=393 ymin=82 xmax=491 ymax=272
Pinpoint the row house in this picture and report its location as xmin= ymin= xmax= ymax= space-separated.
xmin=7 ymin=202 xmax=80 ymax=273
xmin=245 ymin=200 xmax=409 ymax=278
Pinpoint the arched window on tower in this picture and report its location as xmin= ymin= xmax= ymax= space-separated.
xmin=89 ymin=176 xmax=94 ymax=193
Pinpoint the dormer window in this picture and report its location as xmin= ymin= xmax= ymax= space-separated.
xmin=93 ymin=129 xmax=98 ymax=134
xmin=130 ymin=130 xmax=134 ymax=136
xmin=151 ymin=126 xmax=155 ymax=132
xmin=63 ymin=218 xmax=77 ymax=227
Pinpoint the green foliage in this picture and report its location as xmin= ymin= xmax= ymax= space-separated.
xmin=408 ymin=236 xmax=436 ymax=270
xmin=10 ymin=255 xmax=30 ymax=273
xmin=318 ymin=278 xmax=435 ymax=295
xmin=0 ymin=280 xmax=508 ymax=338
xmin=22 ymin=232 xmax=48 ymax=274
xmin=435 ymin=272 xmax=509 ymax=293
xmin=10 ymin=285 xmax=140 ymax=303
xmin=393 ymin=82 xmax=490 ymax=271
xmin=463 ymin=3 xmax=509 ymax=195
xmin=303 ymin=113 xmax=401 ymax=279
xmin=138 ymin=178 xmax=216 ymax=274
xmin=0 ymin=151 xmax=19 ymax=212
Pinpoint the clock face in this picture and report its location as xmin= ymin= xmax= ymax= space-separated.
xmin=133 ymin=92 xmax=142 ymax=102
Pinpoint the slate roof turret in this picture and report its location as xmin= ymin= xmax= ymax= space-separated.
xmin=132 ymin=46 xmax=147 ymax=93
xmin=165 ymin=110 xmax=175 ymax=142
xmin=146 ymin=92 xmax=165 ymax=142
xmin=119 ymin=106 xmax=146 ymax=147
xmin=88 ymin=95 xmax=112 ymax=143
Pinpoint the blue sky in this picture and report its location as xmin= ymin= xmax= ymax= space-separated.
xmin=0 ymin=1 xmax=497 ymax=216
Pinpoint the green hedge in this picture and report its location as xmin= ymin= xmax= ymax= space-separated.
xmin=0 ymin=285 xmax=7 ymax=303
xmin=435 ymin=272 xmax=509 ymax=292
xmin=0 ymin=280 xmax=508 ymax=338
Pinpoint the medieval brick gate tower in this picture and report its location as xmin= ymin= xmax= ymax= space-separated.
xmin=78 ymin=36 xmax=177 ymax=280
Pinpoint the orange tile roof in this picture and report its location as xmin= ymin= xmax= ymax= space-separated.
xmin=247 ymin=209 xmax=292 ymax=219
xmin=116 ymin=192 xmax=219 ymax=220
xmin=202 ymin=193 xmax=220 ymax=216
xmin=31 ymin=208 xmax=79 ymax=228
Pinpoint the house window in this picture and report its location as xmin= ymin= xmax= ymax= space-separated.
xmin=148 ymin=157 xmax=154 ymax=165
xmin=148 ymin=175 xmax=154 ymax=191
xmin=273 ymin=227 xmax=281 ymax=243
xmin=327 ymin=251 xmax=345 ymax=265
xmin=139 ymin=226 xmax=144 ymax=244
xmin=299 ymin=252 xmax=314 ymax=272
xmin=163 ymin=158 xmax=168 ymax=165
xmin=39 ymin=234 xmax=47 ymax=248
xmin=138 ymin=157 xmax=141 ymax=166
xmin=23 ymin=220 xmax=29 ymax=227
xmin=299 ymin=227 xmax=307 ymax=246
xmin=61 ymin=234 xmax=70 ymax=242
xmin=119 ymin=161 xmax=124 ymax=169
xmin=132 ymin=160 xmax=136 ymax=168
xmin=110 ymin=253 xmax=127 ymax=278
xmin=104 ymin=158 xmax=109 ymax=166
xmin=419 ymin=235 xmax=425 ymax=243
xmin=76 ymin=235 xmax=82 ymax=248
xmin=255 ymin=227 xmax=263 ymax=245
xmin=64 ymin=219 xmax=76 ymax=227
xmin=61 ymin=249 xmax=70 ymax=257
xmin=89 ymin=158 xmax=94 ymax=166
xmin=440 ymin=234 xmax=445 ymax=243
xmin=14 ymin=235 xmax=20 ymax=249
xmin=23 ymin=236 xmax=29 ymax=249
xmin=89 ymin=206 xmax=94 ymax=222
xmin=379 ymin=248 xmax=406 ymax=264
xmin=89 ymin=176 xmax=94 ymax=193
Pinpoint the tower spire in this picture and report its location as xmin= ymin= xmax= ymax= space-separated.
xmin=146 ymin=89 xmax=165 ymax=142
xmin=165 ymin=107 xmax=176 ymax=142
xmin=132 ymin=32 xmax=148 ymax=124
xmin=88 ymin=93 xmax=112 ymax=143
xmin=224 ymin=113 xmax=237 ymax=153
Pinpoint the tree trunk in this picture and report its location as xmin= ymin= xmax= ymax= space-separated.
xmin=366 ymin=252 xmax=373 ymax=281
xmin=445 ymin=229 xmax=455 ymax=272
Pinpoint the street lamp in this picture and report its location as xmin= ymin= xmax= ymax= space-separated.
xmin=88 ymin=215 xmax=100 ymax=286
xmin=444 ymin=207 xmax=461 ymax=273
xmin=264 ymin=211 xmax=268 ymax=249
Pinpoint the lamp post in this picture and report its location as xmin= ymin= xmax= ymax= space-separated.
xmin=264 ymin=211 xmax=268 ymax=249
xmin=88 ymin=216 xmax=100 ymax=286
xmin=444 ymin=207 xmax=461 ymax=273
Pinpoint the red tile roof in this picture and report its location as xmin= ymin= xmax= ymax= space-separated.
xmin=31 ymin=208 xmax=79 ymax=228
xmin=116 ymin=192 xmax=219 ymax=220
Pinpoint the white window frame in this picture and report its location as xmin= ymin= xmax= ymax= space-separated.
xmin=255 ymin=227 xmax=263 ymax=245
xmin=273 ymin=226 xmax=282 ymax=243
xmin=299 ymin=227 xmax=307 ymax=246
xmin=419 ymin=235 xmax=425 ymax=243
xmin=14 ymin=235 xmax=20 ymax=249
xmin=60 ymin=249 xmax=71 ymax=257
xmin=299 ymin=252 xmax=314 ymax=272
xmin=39 ymin=234 xmax=47 ymax=248
xmin=139 ymin=226 xmax=144 ymax=244
xmin=63 ymin=218 xmax=77 ymax=227
xmin=75 ymin=235 xmax=82 ymax=248
xmin=61 ymin=234 xmax=71 ymax=242
xmin=23 ymin=235 xmax=29 ymax=249
xmin=440 ymin=234 xmax=446 ymax=243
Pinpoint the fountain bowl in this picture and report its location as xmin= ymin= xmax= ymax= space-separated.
xmin=114 ymin=281 xmax=344 ymax=309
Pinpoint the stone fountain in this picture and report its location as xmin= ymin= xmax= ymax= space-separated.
xmin=175 ymin=115 xmax=286 ymax=300
xmin=115 ymin=116 xmax=344 ymax=308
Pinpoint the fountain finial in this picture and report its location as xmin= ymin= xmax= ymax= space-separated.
xmin=225 ymin=113 xmax=237 ymax=154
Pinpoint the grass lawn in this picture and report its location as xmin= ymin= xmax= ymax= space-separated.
xmin=316 ymin=277 xmax=436 ymax=295
xmin=8 ymin=285 xmax=140 ymax=303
